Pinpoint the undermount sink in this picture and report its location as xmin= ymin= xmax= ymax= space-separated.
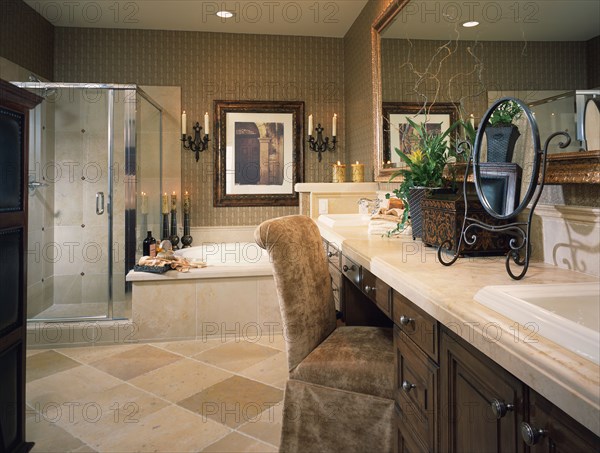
xmin=475 ymin=283 xmax=600 ymax=364
xmin=317 ymin=213 xmax=371 ymax=228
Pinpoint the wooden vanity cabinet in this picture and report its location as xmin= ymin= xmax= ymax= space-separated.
xmin=526 ymin=390 xmax=600 ymax=453
xmin=440 ymin=328 xmax=526 ymax=453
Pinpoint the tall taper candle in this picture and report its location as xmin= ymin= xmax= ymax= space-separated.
xmin=204 ymin=112 xmax=209 ymax=135
xmin=182 ymin=111 xmax=187 ymax=135
xmin=308 ymin=114 xmax=313 ymax=136
xmin=332 ymin=113 xmax=337 ymax=137
xmin=141 ymin=192 xmax=148 ymax=215
xmin=183 ymin=191 xmax=190 ymax=214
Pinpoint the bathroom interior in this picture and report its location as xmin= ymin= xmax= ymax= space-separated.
xmin=0 ymin=0 xmax=599 ymax=452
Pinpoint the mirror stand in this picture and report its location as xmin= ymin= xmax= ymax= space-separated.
xmin=437 ymin=132 xmax=571 ymax=280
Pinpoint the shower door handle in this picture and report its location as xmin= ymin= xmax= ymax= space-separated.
xmin=96 ymin=192 xmax=105 ymax=215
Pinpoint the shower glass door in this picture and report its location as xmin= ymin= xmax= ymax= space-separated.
xmin=23 ymin=84 xmax=112 ymax=320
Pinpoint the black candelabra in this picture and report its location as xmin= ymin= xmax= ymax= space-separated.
xmin=181 ymin=122 xmax=210 ymax=162
xmin=308 ymin=124 xmax=337 ymax=162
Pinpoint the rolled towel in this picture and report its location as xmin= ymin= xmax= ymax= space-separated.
xmin=371 ymin=207 xmax=405 ymax=222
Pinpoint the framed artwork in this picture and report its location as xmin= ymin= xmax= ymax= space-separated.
xmin=382 ymin=102 xmax=459 ymax=165
xmin=214 ymin=100 xmax=304 ymax=207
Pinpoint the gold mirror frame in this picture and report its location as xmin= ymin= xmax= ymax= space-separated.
xmin=371 ymin=0 xmax=600 ymax=184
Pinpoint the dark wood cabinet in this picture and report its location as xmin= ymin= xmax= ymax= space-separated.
xmin=0 ymin=79 xmax=42 ymax=453
xmin=440 ymin=328 xmax=526 ymax=453
xmin=526 ymin=390 xmax=600 ymax=453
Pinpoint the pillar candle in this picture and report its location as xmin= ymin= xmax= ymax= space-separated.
xmin=332 ymin=113 xmax=337 ymax=137
xmin=141 ymin=192 xmax=148 ymax=215
xmin=182 ymin=111 xmax=187 ymax=135
xmin=332 ymin=161 xmax=346 ymax=183
xmin=308 ymin=114 xmax=313 ymax=136
xmin=351 ymin=161 xmax=364 ymax=182
xmin=469 ymin=113 xmax=475 ymax=128
xmin=162 ymin=193 xmax=169 ymax=214
xmin=171 ymin=191 xmax=177 ymax=212
xmin=204 ymin=112 xmax=209 ymax=135
xmin=183 ymin=191 xmax=190 ymax=214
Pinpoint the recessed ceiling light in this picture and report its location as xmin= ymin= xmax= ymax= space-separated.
xmin=216 ymin=10 xmax=234 ymax=18
xmin=462 ymin=21 xmax=479 ymax=28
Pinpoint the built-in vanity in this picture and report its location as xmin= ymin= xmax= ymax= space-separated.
xmin=318 ymin=221 xmax=599 ymax=452
xmin=295 ymin=176 xmax=600 ymax=453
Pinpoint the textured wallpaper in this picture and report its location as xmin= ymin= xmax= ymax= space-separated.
xmin=54 ymin=28 xmax=344 ymax=226
xmin=0 ymin=0 xmax=54 ymax=80
xmin=382 ymin=39 xmax=589 ymax=121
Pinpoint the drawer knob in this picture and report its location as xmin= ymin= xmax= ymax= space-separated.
xmin=490 ymin=399 xmax=514 ymax=419
xmin=342 ymin=264 xmax=355 ymax=272
xmin=520 ymin=422 xmax=547 ymax=446
xmin=399 ymin=315 xmax=414 ymax=326
xmin=327 ymin=251 xmax=338 ymax=258
xmin=401 ymin=380 xmax=416 ymax=393
xmin=364 ymin=285 xmax=374 ymax=293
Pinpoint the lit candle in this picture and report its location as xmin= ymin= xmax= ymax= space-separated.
xmin=204 ymin=112 xmax=209 ymax=135
xmin=332 ymin=161 xmax=346 ymax=183
xmin=182 ymin=111 xmax=187 ymax=135
xmin=332 ymin=113 xmax=337 ymax=137
xmin=351 ymin=161 xmax=364 ymax=182
xmin=469 ymin=113 xmax=475 ymax=128
xmin=308 ymin=114 xmax=313 ymax=136
xmin=162 ymin=193 xmax=168 ymax=214
xmin=141 ymin=192 xmax=148 ymax=215
xmin=171 ymin=191 xmax=177 ymax=212
xmin=183 ymin=191 xmax=190 ymax=214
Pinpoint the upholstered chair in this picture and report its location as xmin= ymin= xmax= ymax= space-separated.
xmin=255 ymin=215 xmax=395 ymax=453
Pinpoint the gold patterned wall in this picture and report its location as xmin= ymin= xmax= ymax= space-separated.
xmin=382 ymin=39 xmax=589 ymax=120
xmin=0 ymin=0 xmax=54 ymax=80
xmin=54 ymin=28 xmax=344 ymax=226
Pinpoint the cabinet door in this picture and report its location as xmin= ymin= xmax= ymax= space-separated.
xmin=440 ymin=329 xmax=525 ymax=453
xmin=525 ymin=390 xmax=600 ymax=452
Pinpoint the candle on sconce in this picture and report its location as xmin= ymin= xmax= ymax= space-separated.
xmin=469 ymin=113 xmax=475 ymax=128
xmin=332 ymin=161 xmax=346 ymax=183
xmin=351 ymin=161 xmax=364 ymax=182
xmin=182 ymin=111 xmax=187 ymax=135
xmin=162 ymin=193 xmax=169 ymax=214
xmin=141 ymin=192 xmax=148 ymax=215
xmin=204 ymin=112 xmax=209 ymax=135
xmin=183 ymin=191 xmax=190 ymax=214
xmin=171 ymin=191 xmax=177 ymax=212
xmin=308 ymin=114 xmax=313 ymax=136
xmin=332 ymin=113 xmax=337 ymax=137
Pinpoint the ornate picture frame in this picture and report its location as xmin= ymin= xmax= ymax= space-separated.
xmin=214 ymin=100 xmax=304 ymax=207
xmin=382 ymin=102 xmax=459 ymax=166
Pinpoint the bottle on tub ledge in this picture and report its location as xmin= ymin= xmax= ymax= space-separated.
xmin=143 ymin=231 xmax=157 ymax=258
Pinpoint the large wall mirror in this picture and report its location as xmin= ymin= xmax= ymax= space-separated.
xmin=372 ymin=0 xmax=600 ymax=183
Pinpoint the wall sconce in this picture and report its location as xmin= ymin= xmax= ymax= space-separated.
xmin=181 ymin=111 xmax=210 ymax=162
xmin=307 ymin=113 xmax=337 ymax=162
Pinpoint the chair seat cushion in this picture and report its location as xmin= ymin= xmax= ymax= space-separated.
xmin=289 ymin=326 xmax=394 ymax=400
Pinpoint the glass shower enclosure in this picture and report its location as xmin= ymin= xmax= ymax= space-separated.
xmin=12 ymin=83 xmax=162 ymax=322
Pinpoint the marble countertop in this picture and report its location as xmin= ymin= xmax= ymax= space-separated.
xmin=317 ymin=220 xmax=600 ymax=436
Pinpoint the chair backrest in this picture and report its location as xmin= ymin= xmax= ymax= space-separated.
xmin=255 ymin=215 xmax=336 ymax=371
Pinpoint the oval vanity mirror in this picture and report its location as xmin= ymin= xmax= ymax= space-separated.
xmin=473 ymin=97 xmax=541 ymax=220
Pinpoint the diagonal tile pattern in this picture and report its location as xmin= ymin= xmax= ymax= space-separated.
xmin=26 ymin=335 xmax=287 ymax=452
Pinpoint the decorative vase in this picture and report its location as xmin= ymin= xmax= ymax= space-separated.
xmin=408 ymin=187 xmax=431 ymax=240
xmin=485 ymin=125 xmax=520 ymax=163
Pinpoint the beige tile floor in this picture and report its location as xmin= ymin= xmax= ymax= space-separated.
xmin=26 ymin=335 xmax=288 ymax=453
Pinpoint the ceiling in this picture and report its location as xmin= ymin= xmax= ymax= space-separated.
xmin=383 ymin=0 xmax=600 ymax=41
xmin=24 ymin=0 xmax=369 ymax=38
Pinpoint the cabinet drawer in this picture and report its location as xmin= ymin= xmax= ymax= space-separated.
xmin=327 ymin=242 xmax=341 ymax=269
xmin=363 ymin=268 xmax=391 ymax=318
xmin=395 ymin=326 xmax=438 ymax=451
xmin=329 ymin=263 xmax=342 ymax=312
xmin=393 ymin=291 xmax=438 ymax=361
xmin=341 ymin=255 xmax=360 ymax=287
xmin=395 ymin=404 xmax=429 ymax=453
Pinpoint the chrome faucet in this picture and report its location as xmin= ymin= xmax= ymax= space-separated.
xmin=357 ymin=198 xmax=381 ymax=215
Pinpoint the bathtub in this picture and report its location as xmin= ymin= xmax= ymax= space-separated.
xmin=127 ymin=242 xmax=281 ymax=342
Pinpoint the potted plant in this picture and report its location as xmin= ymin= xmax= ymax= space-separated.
xmin=485 ymin=99 xmax=522 ymax=162
xmin=388 ymin=118 xmax=461 ymax=239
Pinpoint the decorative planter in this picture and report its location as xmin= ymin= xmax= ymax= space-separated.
xmin=485 ymin=125 xmax=520 ymax=163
